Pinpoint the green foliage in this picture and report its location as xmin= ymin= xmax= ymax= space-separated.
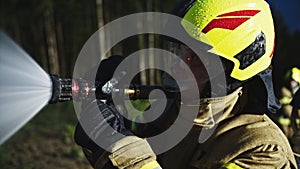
xmin=0 ymin=101 xmax=90 ymax=168
xmin=130 ymin=99 xmax=152 ymax=111
xmin=64 ymin=124 xmax=75 ymax=143
xmin=125 ymin=99 xmax=155 ymax=131
xmin=63 ymin=145 xmax=84 ymax=159
xmin=0 ymin=147 xmax=11 ymax=166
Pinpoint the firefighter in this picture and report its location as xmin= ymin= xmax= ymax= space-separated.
xmin=275 ymin=67 xmax=300 ymax=139
xmin=291 ymin=89 xmax=300 ymax=165
xmin=74 ymin=0 xmax=298 ymax=168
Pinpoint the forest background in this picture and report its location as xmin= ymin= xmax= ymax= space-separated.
xmin=0 ymin=0 xmax=299 ymax=168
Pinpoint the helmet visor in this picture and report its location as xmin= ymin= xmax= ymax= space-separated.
xmin=162 ymin=39 xmax=229 ymax=100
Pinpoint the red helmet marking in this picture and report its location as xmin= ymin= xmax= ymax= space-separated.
xmin=218 ymin=10 xmax=261 ymax=17
xmin=202 ymin=10 xmax=261 ymax=34
xmin=270 ymin=37 xmax=275 ymax=58
xmin=202 ymin=18 xmax=249 ymax=33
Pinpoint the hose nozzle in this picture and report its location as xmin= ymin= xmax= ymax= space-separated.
xmin=49 ymin=74 xmax=73 ymax=104
xmin=48 ymin=74 xmax=180 ymax=104
xmin=49 ymin=74 xmax=109 ymax=104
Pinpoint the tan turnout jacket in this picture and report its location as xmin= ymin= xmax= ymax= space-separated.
xmin=158 ymin=114 xmax=298 ymax=169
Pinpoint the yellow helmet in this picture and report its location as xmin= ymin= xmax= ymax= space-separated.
xmin=179 ymin=0 xmax=275 ymax=81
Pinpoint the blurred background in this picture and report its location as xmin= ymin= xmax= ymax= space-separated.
xmin=0 ymin=0 xmax=299 ymax=168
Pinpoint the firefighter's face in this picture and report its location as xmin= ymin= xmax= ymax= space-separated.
xmin=171 ymin=45 xmax=209 ymax=94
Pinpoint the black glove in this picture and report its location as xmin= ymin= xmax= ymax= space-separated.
xmin=74 ymin=55 xmax=133 ymax=168
xmin=79 ymin=99 xmax=132 ymax=149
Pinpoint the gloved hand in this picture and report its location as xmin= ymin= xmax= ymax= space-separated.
xmin=77 ymin=55 xmax=161 ymax=169
xmin=79 ymin=100 xmax=161 ymax=169
xmin=79 ymin=100 xmax=131 ymax=148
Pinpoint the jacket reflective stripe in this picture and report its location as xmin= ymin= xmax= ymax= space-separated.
xmin=140 ymin=161 xmax=162 ymax=169
xmin=220 ymin=162 xmax=243 ymax=169
xmin=278 ymin=118 xmax=300 ymax=126
xmin=280 ymin=96 xmax=292 ymax=104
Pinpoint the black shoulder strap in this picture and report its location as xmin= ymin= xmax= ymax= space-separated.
xmin=257 ymin=67 xmax=281 ymax=113
xmin=291 ymin=89 xmax=300 ymax=108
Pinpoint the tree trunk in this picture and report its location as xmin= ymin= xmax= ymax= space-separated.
xmin=135 ymin=1 xmax=147 ymax=85
xmin=44 ymin=7 xmax=59 ymax=75
xmin=138 ymin=34 xmax=147 ymax=85
xmin=147 ymin=0 xmax=156 ymax=85
xmin=96 ymin=0 xmax=111 ymax=58
xmin=55 ymin=17 xmax=66 ymax=76
xmin=153 ymin=0 xmax=162 ymax=85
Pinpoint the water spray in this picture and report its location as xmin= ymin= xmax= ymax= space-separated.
xmin=0 ymin=30 xmax=179 ymax=145
xmin=0 ymin=31 xmax=52 ymax=144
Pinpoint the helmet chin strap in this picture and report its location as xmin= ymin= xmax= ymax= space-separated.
xmin=257 ymin=67 xmax=281 ymax=113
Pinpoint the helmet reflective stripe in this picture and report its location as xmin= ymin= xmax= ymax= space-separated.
xmin=180 ymin=0 xmax=275 ymax=81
